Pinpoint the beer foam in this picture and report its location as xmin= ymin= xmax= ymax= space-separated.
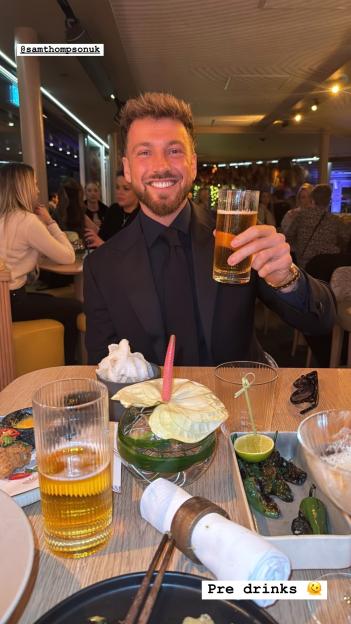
xmin=96 ymin=339 xmax=153 ymax=383
xmin=216 ymin=209 xmax=258 ymax=215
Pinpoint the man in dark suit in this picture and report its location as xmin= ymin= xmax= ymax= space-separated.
xmin=84 ymin=92 xmax=335 ymax=366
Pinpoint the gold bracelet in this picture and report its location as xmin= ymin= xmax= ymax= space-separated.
xmin=267 ymin=263 xmax=301 ymax=290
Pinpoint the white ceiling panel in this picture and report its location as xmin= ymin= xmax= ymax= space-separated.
xmin=0 ymin=0 xmax=351 ymax=160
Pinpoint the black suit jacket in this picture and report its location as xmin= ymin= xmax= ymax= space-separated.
xmin=84 ymin=203 xmax=336 ymax=365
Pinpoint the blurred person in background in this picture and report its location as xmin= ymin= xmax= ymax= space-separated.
xmin=0 ymin=163 xmax=81 ymax=363
xmin=48 ymin=191 xmax=59 ymax=219
xmin=285 ymin=184 xmax=351 ymax=269
xmin=195 ymin=186 xmax=211 ymax=212
xmin=85 ymin=171 xmax=139 ymax=248
xmin=258 ymin=188 xmax=275 ymax=226
xmin=280 ymin=182 xmax=313 ymax=235
xmin=56 ymin=178 xmax=86 ymax=238
xmin=84 ymin=181 xmax=108 ymax=229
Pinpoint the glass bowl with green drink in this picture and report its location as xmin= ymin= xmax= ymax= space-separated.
xmin=114 ymin=377 xmax=228 ymax=486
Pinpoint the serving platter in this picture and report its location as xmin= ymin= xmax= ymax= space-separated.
xmin=33 ymin=571 xmax=278 ymax=624
xmin=229 ymin=431 xmax=351 ymax=569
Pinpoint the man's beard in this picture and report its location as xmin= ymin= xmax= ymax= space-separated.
xmin=133 ymin=178 xmax=191 ymax=216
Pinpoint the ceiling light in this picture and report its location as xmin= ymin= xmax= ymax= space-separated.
xmin=273 ymin=119 xmax=283 ymax=125
xmin=74 ymin=154 xmax=78 ymax=158
xmin=110 ymin=93 xmax=116 ymax=100
xmin=49 ymin=141 xmax=54 ymax=147
xmin=6 ymin=146 xmax=10 ymax=151
xmin=8 ymin=121 xmax=14 ymax=127
xmin=66 ymin=150 xmax=71 ymax=155
xmin=311 ymin=100 xmax=318 ymax=111
xmin=59 ymin=147 xmax=63 ymax=151
xmin=46 ymin=160 xmax=50 ymax=165
xmin=294 ymin=113 xmax=302 ymax=123
xmin=330 ymin=83 xmax=340 ymax=94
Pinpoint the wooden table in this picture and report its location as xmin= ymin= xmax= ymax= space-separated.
xmin=39 ymin=258 xmax=83 ymax=301
xmin=1 ymin=366 xmax=350 ymax=624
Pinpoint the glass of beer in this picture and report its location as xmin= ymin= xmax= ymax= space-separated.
xmin=213 ymin=189 xmax=259 ymax=284
xmin=32 ymin=378 xmax=112 ymax=558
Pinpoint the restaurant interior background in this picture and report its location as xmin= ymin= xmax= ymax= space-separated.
xmin=1 ymin=0 xmax=351 ymax=211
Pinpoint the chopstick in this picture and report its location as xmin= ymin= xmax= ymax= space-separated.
xmin=120 ymin=533 xmax=175 ymax=624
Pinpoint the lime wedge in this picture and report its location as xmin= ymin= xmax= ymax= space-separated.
xmin=234 ymin=434 xmax=274 ymax=463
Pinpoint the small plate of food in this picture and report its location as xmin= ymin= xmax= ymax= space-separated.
xmin=0 ymin=407 xmax=39 ymax=507
xmin=229 ymin=431 xmax=351 ymax=570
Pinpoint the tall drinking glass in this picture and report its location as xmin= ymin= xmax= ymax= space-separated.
xmin=214 ymin=361 xmax=278 ymax=433
xmin=32 ymin=378 xmax=112 ymax=558
xmin=213 ymin=189 xmax=259 ymax=284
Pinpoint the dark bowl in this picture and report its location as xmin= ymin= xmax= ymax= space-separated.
xmin=96 ymin=363 xmax=161 ymax=422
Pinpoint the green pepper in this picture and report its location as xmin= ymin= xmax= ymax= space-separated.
xmin=277 ymin=455 xmax=307 ymax=485
xmin=243 ymin=476 xmax=280 ymax=519
xmin=299 ymin=484 xmax=328 ymax=534
xmin=271 ymin=476 xmax=294 ymax=502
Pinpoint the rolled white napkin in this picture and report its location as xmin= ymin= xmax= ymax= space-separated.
xmin=140 ymin=478 xmax=191 ymax=533
xmin=140 ymin=478 xmax=291 ymax=608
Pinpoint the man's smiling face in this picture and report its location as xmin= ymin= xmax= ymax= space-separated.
xmin=122 ymin=117 xmax=197 ymax=221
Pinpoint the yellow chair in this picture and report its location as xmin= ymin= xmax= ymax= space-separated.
xmin=0 ymin=260 xmax=65 ymax=390
xmin=12 ymin=319 xmax=65 ymax=377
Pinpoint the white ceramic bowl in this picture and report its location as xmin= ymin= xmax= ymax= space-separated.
xmin=297 ymin=409 xmax=351 ymax=515
xmin=96 ymin=363 xmax=161 ymax=421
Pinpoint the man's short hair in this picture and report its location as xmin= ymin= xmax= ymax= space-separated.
xmin=119 ymin=92 xmax=195 ymax=154
xmin=311 ymin=184 xmax=332 ymax=207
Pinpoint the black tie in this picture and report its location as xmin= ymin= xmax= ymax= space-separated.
xmin=161 ymin=228 xmax=199 ymax=365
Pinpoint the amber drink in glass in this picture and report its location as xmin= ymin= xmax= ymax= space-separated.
xmin=213 ymin=189 xmax=259 ymax=284
xmin=32 ymin=379 xmax=112 ymax=558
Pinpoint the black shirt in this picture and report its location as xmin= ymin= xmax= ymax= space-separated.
xmin=99 ymin=203 xmax=139 ymax=241
xmin=84 ymin=200 xmax=108 ymax=225
xmin=140 ymin=202 xmax=210 ymax=364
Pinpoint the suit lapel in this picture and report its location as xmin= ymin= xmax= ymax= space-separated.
xmin=116 ymin=216 xmax=166 ymax=362
xmin=190 ymin=203 xmax=218 ymax=356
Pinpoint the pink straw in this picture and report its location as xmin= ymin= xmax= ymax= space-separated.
xmin=162 ymin=335 xmax=176 ymax=402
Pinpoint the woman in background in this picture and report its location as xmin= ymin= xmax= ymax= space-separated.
xmin=85 ymin=171 xmax=139 ymax=248
xmin=0 ymin=163 xmax=82 ymax=364
xmin=84 ymin=181 xmax=108 ymax=229
xmin=280 ymin=182 xmax=313 ymax=235
xmin=56 ymin=178 xmax=88 ymax=238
